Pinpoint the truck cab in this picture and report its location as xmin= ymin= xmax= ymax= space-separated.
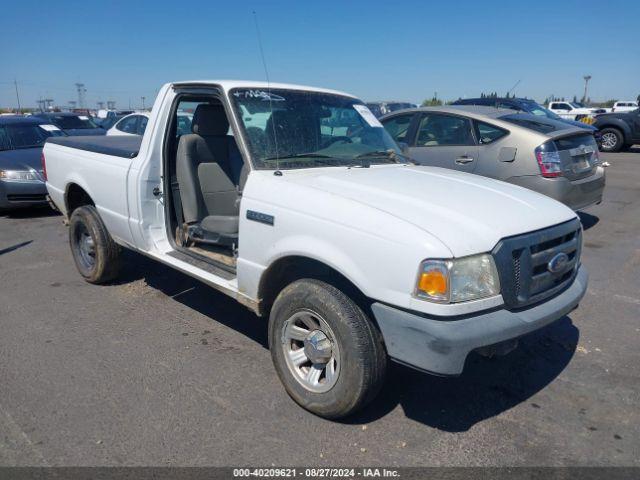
xmin=43 ymin=81 xmax=589 ymax=419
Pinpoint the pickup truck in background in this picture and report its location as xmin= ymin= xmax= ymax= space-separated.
xmin=611 ymin=101 xmax=638 ymax=113
xmin=43 ymin=80 xmax=589 ymax=419
xmin=547 ymin=101 xmax=604 ymax=121
xmin=593 ymin=107 xmax=640 ymax=152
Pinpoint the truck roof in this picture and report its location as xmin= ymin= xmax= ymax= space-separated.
xmin=170 ymin=80 xmax=357 ymax=98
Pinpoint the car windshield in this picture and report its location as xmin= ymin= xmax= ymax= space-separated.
xmin=49 ymin=115 xmax=98 ymax=129
xmin=0 ymin=123 xmax=64 ymax=150
xmin=499 ymin=114 xmax=566 ymax=134
xmin=522 ymin=102 xmax=562 ymax=120
xmin=231 ymin=88 xmax=402 ymax=170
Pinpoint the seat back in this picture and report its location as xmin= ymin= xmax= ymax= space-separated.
xmin=176 ymin=104 xmax=243 ymax=224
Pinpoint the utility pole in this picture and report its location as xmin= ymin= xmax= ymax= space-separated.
xmin=75 ymin=83 xmax=87 ymax=109
xmin=14 ymin=79 xmax=21 ymax=112
xmin=582 ymin=75 xmax=591 ymax=104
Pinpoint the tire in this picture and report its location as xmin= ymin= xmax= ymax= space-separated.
xmin=599 ymin=128 xmax=624 ymax=152
xmin=68 ymin=205 xmax=121 ymax=284
xmin=268 ymin=279 xmax=387 ymax=419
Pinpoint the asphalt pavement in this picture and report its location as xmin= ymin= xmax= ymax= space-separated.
xmin=1 ymin=150 xmax=639 ymax=466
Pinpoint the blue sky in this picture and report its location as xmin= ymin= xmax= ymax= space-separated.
xmin=1 ymin=0 xmax=638 ymax=109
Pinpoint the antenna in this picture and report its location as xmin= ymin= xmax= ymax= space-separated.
xmin=507 ymin=79 xmax=521 ymax=97
xmin=253 ymin=10 xmax=280 ymax=171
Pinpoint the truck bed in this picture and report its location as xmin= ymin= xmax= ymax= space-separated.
xmin=47 ymin=135 xmax=142 ymax=159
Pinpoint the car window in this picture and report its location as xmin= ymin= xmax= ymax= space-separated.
xmin=381 ymin=114 xmax=413 ymax=143
xmin=416 ymin=114 xmax=474 ymax=146
xmin=500 ymin=114 xmax=562 ymax=134
xmin=474 ymin=121 xmax=508 ymax=144
xmin=48 ymin=115 xmax=98 ymax=129
xmin=116 ymin=116 xmax=139 ymax=134
xmin=137 ymin=116 xmax=148 ymax=135
xmin=0 ymin=127 xmax=10 ymax=150
xmin=497 ymin=102 xmax=519 ymax=111
xmin=557 ymin=103 xmax=572 ymax=110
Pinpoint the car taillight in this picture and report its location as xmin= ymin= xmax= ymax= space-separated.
xmin=41 ymin=152 xmax=47 ymax=181
xmin=535 ymin=142 xmax=562 ymax=178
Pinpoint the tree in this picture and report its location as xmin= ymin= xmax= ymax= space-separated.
xmin=572 ymin=95 xmax=578 ymax=103
xmin=421 ymin=95 xmax=443 ymax=107
xmin=637 ymin=93 xmax=640 ymax=104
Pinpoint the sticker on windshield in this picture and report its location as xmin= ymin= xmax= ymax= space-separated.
xmin=233 ymin=90 xmax=285 ymax=102
xmin=39 ymin=124 xmax=60 ymax=132
xmin=78 ymin=116 xmax=89 ymax=120
xmin=353 ymin=104 xmax=383 ymax=128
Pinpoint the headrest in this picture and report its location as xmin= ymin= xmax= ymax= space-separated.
xmin=192 ymin=104 xmax=229 ymax=136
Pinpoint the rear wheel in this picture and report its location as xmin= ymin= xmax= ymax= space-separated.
xmin=69 ymin=205 xmax=121 ymax=283
xmin=268 ymin=279 xmax=387 ymax=419
xmin=599 ymin=128 xmax=623 ymax=152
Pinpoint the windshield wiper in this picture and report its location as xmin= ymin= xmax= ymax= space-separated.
xmin=355 ymin=150 xmax=412 ymax=165
xmin=263 ymin=153 xmax=350 ymax=166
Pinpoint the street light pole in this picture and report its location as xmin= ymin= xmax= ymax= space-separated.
xmin=582 ymin=75 xmax=591 ymax=104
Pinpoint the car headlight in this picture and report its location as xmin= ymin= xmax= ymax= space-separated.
xmin=414 ymin=254 xmax=500 ymax=303
xmin=0 ymin=169 xmax=44 ymax=182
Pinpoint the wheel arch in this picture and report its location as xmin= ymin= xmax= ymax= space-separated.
xmin=65 ymin=182 xmax=95 ymax=217
xmin=257 ymin=255 xmax=372 ymax=319
xmin=596 ymin=120 xmax=632 ymax=142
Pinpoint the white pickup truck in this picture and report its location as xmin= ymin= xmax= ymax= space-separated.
xmin=43 ymin=80 xmax=588 ymax=419
xmin=547 ymin=101 xmax=603 ymax=121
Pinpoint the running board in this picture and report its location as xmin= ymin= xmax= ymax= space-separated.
xmin=167 ymin=250 xmax=236 ymax=280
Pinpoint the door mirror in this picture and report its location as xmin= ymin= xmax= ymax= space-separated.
xmin=397 ymin=141 xmax=409 ymax=153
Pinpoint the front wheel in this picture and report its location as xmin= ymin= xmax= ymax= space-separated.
xmin=68 ymin=205 xmax=121 ymax=284
xmin=599 ymin=128 xmax=624 ymax=152
xmin=268 ymin=279 xmax=387 ymax=419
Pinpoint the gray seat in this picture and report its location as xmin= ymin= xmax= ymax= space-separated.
xmin=176 ymin=104 xmax=245 ymax=246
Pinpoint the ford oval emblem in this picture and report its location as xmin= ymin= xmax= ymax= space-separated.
xmin=548 ymin=252 xmax=569 ymax=273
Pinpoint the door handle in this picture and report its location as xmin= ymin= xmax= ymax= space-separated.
xmin=455 ymin=156 xmax=474 ymax=165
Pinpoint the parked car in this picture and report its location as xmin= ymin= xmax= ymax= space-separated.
xmin=0 ymin=116 xmax=65 ymax=210
xmin=33 ymin=112 xmax=105 ymax=136
xmin=380 ymin=106 xmax=605 ymax=210
xmin=44 ymin=80 xmax=588 ymax=419
xmin=547 ymin=101 xmax=604 ymax=121
xmin=106 ymin=112 xmax=149 ymax=136
xmin=611 ymin=101 xmax=639 ymax=113
xmin=451 ymin=97 xmax=600 ymax=137
xmin=593 ymin=107 xmax=640 ymax=152
xmin=365 ymin=101 xmax=417 ymax=118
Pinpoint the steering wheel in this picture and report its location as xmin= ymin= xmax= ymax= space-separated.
xmin=323 ymin=136 xmax=353 ymax=147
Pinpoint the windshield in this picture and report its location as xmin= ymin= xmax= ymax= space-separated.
xmin=49 ymin=115 xmax=98 ymax=130
xmin=499 ymin=114 xmax=570 ymax=134
xmin=0 ymin=124 xmax=64 ymax=150
xmin=231 ymin=88 xmax=401 ymax=169
xmin=522 ymin=102 xmax=562 ymax=120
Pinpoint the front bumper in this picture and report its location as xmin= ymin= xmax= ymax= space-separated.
xmin=0 ymin=180 xmax=48 ymax=210
xmin=371 ymin=265 xmax=588 ymax=376
xmin=509 ymin=168 xmax=605 ymax=211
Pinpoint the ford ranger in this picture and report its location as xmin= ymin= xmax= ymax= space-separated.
xmin=43 ymin=81 xmax=589 ymax=419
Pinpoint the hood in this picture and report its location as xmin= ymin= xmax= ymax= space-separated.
xmin=0 ymin=147 xmax=44 ymax=172
xmin=283 ymin=165 xmax=577 ymax=257
xmin=63 ymin=128 xmax=106 ymax=136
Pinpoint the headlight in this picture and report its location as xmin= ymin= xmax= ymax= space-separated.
xmin=414 ymin=254 xmax=500 ymax=303
xmin=0 ymin=169 xmax=44 ymax=182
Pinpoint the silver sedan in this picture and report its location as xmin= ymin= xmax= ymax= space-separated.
xmin=380 ymin=106 xmax=605 ymax=211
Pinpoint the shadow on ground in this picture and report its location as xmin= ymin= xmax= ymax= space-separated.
xmin=578 ymin=211 xmax=599 ymax=231
xmin=114 ymin=249 xmax=578 ymax=431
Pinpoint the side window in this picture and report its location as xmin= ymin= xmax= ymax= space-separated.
xmin=381 ymin=114 xmax=413 ymax=143
xmin=137 ymin=116 xmax=148 ymax=135
xmin=474 ymin=121 xmax=508 ymax=144
xmin=0 ymin=127 xmax=10 ymax=150
xmin=497 ymin=102 xmax=519 ymax=111
xmin=117 ymin=116 xmax=139 ymax=133
xmin=416 ymin=114 xmax=474 ymax=146
xmin=555 ymin=103 xmax=572 ymax=111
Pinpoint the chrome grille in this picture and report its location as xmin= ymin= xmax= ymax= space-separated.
xmin=493 ymin=219 xmax=582 ymax=309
